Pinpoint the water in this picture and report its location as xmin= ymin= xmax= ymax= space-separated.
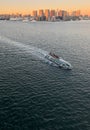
xmin=0 ymin=20 xmax=90 ymax=130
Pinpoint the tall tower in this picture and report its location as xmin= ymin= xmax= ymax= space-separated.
xmin=32 ymin=10 xmax=37 ymax=17
xmin=39 ymin=9 xmax=44 ymax=17
xmin=50 ymin=10 xmax=56 ymax=17
xmin=45 ymin=9 xmax=50 ymax=20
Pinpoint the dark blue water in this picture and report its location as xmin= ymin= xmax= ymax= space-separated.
xmin=0 ymin=20 xmax=90 ymax=130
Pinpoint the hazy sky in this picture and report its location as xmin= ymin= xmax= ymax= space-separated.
xmin=0 ymin=0 xmax=90 ymax=15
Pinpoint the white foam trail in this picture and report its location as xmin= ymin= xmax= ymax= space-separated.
xmin=0 ymin=35 xmax=54 ymax=66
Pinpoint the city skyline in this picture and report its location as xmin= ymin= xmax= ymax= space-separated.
xmin=0 ymin=0 xmax=90 ymax=15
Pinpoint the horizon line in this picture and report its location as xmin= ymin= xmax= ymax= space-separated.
xmin=0 ymin=9 xmax=90 ymax=16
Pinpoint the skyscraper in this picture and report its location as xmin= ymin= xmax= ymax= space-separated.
xmin=39 ymin=9 xmax=44 ymax=17
xmin=32 ymin=10 xmax=37 ymax=17
xmin=50 ymin=10 xmax=56 ymax=17
xmin=45 ymin=9 xmax=50 ymax=20
xmin=58 ymin=10 xmax=63 ymax=17
xmin=72 ymin=10 xmax=81 ymax=17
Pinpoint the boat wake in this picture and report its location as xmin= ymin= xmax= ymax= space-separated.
xmin=0 ymin=36 xmax=57 ymax=67
xmin=0 ymin=36 xmax=72 ymax=69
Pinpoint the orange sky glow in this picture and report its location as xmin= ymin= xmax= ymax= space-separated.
xmin=0 ymin=0 xmax=90 ymax=15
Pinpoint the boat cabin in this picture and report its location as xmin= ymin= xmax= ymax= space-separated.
xmin=49 ymin=52 xmax=59 ymax=59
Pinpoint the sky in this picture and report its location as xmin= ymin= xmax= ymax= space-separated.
xmin=0 ymin=0 xmax=90 ymax=15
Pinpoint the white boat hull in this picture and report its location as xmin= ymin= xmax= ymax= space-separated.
xmin=45 ymin=54 xmax=72 ymax=70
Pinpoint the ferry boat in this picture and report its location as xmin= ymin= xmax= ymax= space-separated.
xmin=45 ymin=52 xmax=72 ymax=70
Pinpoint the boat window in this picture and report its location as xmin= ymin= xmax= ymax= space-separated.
xmin=66 ymin=64 xmax=69 ymax=66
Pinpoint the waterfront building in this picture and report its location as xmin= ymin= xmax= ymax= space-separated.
xmin=62 ymin=10 xmax=68 ymax=17
xmin=39 ymin=9 xmax=44 ymax=17
xmin=38 ymin=9 xmax=46 ymax=21
xmin=51 ymin=16 xmax=56 ymax=21
xmin=61 ymin=10 xmax=68 ymax=20
xmin=71 ymin=10 xmax=81 ymax=20
xmin=45 ymin=9 xmax=50 ymax=21
xmin=31 ymin=10 xmax=38 ymax=20
xmin=57 ymin=10 xmax=62 ymax=17
xmin=72 ymin=10 xmax=81 ymax=17
xmin=32 ymin=10 xmax=37 ymax=17
xmin=50 ymin=10 xmax=56 ymax=17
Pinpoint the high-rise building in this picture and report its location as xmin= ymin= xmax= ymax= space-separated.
xmin=32 ymin=10 xmax=37 ymax=17
xmin=45 ymin=9 xmax=50 ymax=20
xmin=58 ymin=10 xmax=63 ymax=17
xmin=72 ymin=10 xmax=81 ymax=17
xmin=76 ymin=10 xmax=81 ymax=16
xmin=39 ymin=9 xmax=44 ymax=17
xmin=50 ymin=10 xmax=56 ymax=17
xmin=62 ymin=10 xmax=68 ymax=17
